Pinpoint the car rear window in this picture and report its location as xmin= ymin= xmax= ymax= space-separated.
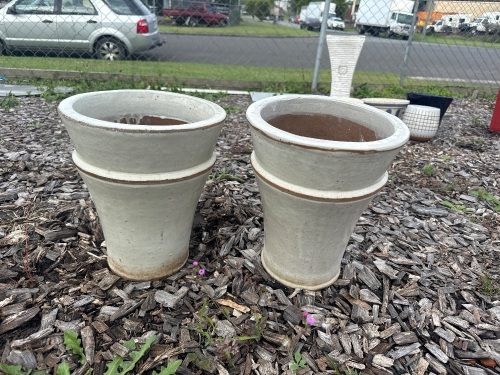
xmin=102 ymin=0 xmax=150 ymax=15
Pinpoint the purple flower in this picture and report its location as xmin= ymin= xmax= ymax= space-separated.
xmin=198 ymin=268 xmax=205 ymax=276
xmin=192 ymin=261 xmax=199 ymax=267
xmin=306 ymin=315 xmax=315 ymax=325
xmin=302 ymin=311 xmax=309 ymax=317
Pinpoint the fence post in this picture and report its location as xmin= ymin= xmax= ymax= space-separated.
xmin=311 ymin=0 xmax=331 ymax=93
xmin=399 ymin=0 xmax=420 ymax=86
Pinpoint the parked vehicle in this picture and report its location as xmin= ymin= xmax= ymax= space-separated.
xmin=299 ymin=1 xmax=335 ymax=30
xmin=416 ymin=11 xmax=451 ymax=30
xmin=427 ymin=13 xmax=471 ymax=33
xmin=469 ymin=17 xmax=488 ymax=33
xmin=0 ymin=0 xmax=162 ymax=60
xmin=426 ymin=19 xmax=451 ymax=33
xmin=162 ymin=2 xmax=228 ymax=26
xmin=298 ymin=5 xmax=307 ymax=24
xmin=355 ymin=0 xmax=415 ymax=38
xmin=327 ymin=15 xmax=345 ymax=30
xmin=470 ymin=12 xmax=500 ymax=34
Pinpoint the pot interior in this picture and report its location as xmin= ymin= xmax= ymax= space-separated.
xmin=69 ymin=90 xmax=221 ymax=127
xmin=268 ymin=113 xmax=379 ymax=142
xmin=109 ymin=115 xmax=188 ymax=126
xmin=260 ymin=98 xmax=399 ymax=143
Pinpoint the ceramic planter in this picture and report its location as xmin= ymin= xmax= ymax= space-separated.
xmin=326 ymin=34 xmax=366 ymax=97
xmin=406 ymin=92 xmax=453 ymax=123
xmin=362 ymin=98 xmax=410 ymax=119
xmin=247 ymin=95 xmax=409 ymax=290
xmin=58 ymin=90 xmax=226 ymax=280
xmin=402 ymin=104 xmax=441 ymax=141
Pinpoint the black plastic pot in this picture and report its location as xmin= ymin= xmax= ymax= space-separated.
xmin=406 ymin=92 xmax=453 ymax=123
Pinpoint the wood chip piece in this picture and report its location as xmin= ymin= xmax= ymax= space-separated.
xmin=372 ymin=354 xmax=394 ymax=368
xmin=0 ymin=307 xmax=40 ymax=334
xmin=216 ymin=298 xmax=250 ymax=313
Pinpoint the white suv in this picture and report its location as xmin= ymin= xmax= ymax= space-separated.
xmin=0 ymin=0 xmax=162 ymax=60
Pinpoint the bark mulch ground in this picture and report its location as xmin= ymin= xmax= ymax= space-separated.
xmin=0 ymin=93 xmax=499 ymax=375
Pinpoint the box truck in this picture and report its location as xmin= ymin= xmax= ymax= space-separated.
xmin=355 ymin=0 xmax=415 ymax=38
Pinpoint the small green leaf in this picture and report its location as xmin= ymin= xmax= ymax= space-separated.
xmin=122 ymin=340 xmax=136 ymax=350
xmin=0 ymin=363 xmax=26 ymax=375
xmin=294 ymin=351 xmax=301 ymax=363
xmin=152 ymin=359 xmax=182 ymax=375
xmin=118 ymin=336 xmax=156 ymax=374
xmin=104 ymin=357 xmax=124 ymax=375
xmin=56 ymin=362 xmax=71 ymax=375
xmin=63 ymin=330 xmax=86 ymax=364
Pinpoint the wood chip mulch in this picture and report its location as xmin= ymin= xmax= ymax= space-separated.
xmin=0 ymin=93 xmax=499 ymax=375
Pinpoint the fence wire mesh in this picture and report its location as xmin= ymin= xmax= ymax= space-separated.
xmin=0 ymin=0 xmax=499 ymax=93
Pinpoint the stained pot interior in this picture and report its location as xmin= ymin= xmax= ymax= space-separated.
xmin=260 ymin=98 xmax=397 ymax=142
xmin=70 ymin=91 xmax=219 ymax=126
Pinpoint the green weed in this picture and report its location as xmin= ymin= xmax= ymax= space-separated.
xmin=64 ymin=330 xmax=86 ymax=364
xmin=423 ymin=164 xmax=436 ymax=176
xmin=209 ymin=167 xmax=245 ymax=183
xmin=192 ymin=300 xmax=216 ymax=346
xmin=0 ymin=92 xmax=20 ymax=110
xmin=233 ymin=312 xmax=267 ymax=341
xmin=469 ymin=189 xmax=500 ymax=212
xmin=0 ymin=331 xmax=168 ymax=375
xmin=289 ymin=352 xmax=308 ymax=372
xmin=28 ymin=122 xmax=45 ymax=129
xmin=479 ymin=276 xmax=500 ymax=296
xmin=440 ymin=200 xmax=474 ymax=213
xmin=471 ymin=116 xmax=483 ymax=127
xmin=324 ymin=353 xmax=360 ymax=375
xmin=152 ymin=360 xmax=182 ymax=375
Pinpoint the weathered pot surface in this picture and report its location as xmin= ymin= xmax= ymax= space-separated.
xmin=59 ymin=90 xmax=226 ymax=280
xmin=247 ymin=94 xmax=409 ymax=290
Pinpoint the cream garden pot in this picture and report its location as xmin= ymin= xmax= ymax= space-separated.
xmin=58 ymin=90 xmax=226 ymax=280
xmin=247 ymin=95 xmax=409 ymax=290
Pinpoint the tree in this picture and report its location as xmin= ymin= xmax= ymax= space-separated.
xmin=289 ymin=0 xmax=308 ymax=15
xmin=332 ymin=0 xmax=349 ymax=18
xmin=245 ymin=0 xmax=273 ymax=20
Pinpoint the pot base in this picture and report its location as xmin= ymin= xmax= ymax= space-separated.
xmin=108 ymin=250 xmax=188 ymax=281
xmin=261 ymin=249 xmax=341 ymax=291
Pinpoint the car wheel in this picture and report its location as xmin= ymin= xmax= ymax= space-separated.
xmin=187 ymin=17 xmax=197 ymax=27
xmin=95 ymin=37 xmax=126 ymax=60
xmin=219 ymin=19 xmax=228 ymax=27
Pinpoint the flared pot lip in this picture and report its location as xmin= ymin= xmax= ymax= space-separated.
xmin=58 ymin=89 xmax=226 ymax=132
xmin=362 ymin=97 xmax=410 ymax=105
xmin=246 ymin=94 xmax=410 ymax=152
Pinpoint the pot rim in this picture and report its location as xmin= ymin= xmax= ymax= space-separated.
xmin=58 ymin=89 xmax=226 ymax=132
xmin=246 ymin=94 xmax=410 ymax=152
xmin=362 ymin=98 xmax=410 ymax=105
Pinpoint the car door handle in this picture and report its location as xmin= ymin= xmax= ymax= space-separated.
xmin=42 ymin=19 xmax=53 ymax=23
xmin=87 ymin=20 xmax=97 ymax=23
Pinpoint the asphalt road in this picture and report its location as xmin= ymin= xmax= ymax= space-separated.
xmin=142 ymin=29 xmax=500 ymax=84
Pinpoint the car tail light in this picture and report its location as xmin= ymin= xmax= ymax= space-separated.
xmin=137 ymin=19 xmax=149 ymax=34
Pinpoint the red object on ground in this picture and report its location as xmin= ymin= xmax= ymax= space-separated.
xmin=490 ymin=88 xmax=500 ymax=133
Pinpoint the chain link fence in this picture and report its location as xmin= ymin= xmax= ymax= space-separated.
xmin=0 ymin=0 xmax=499 ymax=93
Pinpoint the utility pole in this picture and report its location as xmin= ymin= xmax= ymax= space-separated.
xmin=422 ymin=0 xmax=434 ymax=37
